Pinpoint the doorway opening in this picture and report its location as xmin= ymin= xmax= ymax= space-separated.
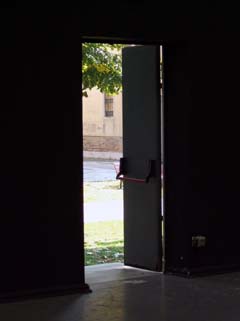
xmin=82 ymin=41 xmax=165 ymax=273
xmin=82 ymin=42 xmax=124 ymax=267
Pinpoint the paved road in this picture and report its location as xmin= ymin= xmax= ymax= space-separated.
xmin=84 ymin=160 xmax=118 ymax=182
xmin=83 ymin=159 xmax=123 ymax=222
xmin=84 ymin=200 xmax=123 ymax=223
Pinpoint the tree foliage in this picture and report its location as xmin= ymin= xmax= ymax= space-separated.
xmin=82 ymin=43 xmax=123 ymax=97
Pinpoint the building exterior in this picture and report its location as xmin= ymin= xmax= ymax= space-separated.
xmin=83 ymin=88 xmax=123 ymax=160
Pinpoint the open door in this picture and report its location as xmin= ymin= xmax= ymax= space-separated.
xmin=120 ymin=45 xmax=162 ymax=271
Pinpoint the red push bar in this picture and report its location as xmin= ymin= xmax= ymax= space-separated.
xmin=116 ymin=158 xmax=153 ymax=184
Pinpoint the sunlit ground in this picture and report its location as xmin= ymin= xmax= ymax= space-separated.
xmin=85 ymin=220 xmax=123 ymax=265
xmin=84 ymin=180 xmax=123 ymax=265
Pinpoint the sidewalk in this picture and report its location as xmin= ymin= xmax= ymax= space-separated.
xmin=84 ymin=160 xmax=117 ymax=182
xmin=84 ymin=200 xmax=123 ymax=223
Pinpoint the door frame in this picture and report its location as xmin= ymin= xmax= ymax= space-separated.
xmin=81 ymin=37 xmax=166 ymax=271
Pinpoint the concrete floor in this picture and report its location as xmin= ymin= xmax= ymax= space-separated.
xmin=1 ymin=263 xmax=240 ymax=320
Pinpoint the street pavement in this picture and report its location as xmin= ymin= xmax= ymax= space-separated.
xmin=83 ymin=159 xmax=123 ymax=223
xmin=83 ymin=160 xmax=118 ymax=182
xmin=84 ymin=200 xmax=123 ymax=223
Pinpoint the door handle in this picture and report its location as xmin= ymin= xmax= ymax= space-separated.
xmin=116 ymin=158 xmax=153 ymax=183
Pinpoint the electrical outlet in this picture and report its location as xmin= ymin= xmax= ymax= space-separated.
xmin=192 ymin=235 xmax=206 ymax=248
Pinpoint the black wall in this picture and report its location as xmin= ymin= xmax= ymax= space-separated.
xmin=0 ymin=14 xmax=87 ymax=297
xmin=164 ymin=35 xmax=240 ymax=275
xmin=1 ymin=4 xmax=240 ymax=298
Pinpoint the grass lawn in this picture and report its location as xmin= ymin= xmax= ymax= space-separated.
xmin=84 ymin=220 xmax=124 ymax=266
xmin=84 ymin=180 xmax=122 ymax=203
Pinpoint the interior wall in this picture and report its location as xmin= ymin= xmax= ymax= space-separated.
xmin=187 ymin=36 xmax=240 ymax=272
xmin=163 ymin=43 xmax=192 ymax=273
xmin=0 ymin=15 xmax=87 ymax=297
xmin=164 ymin=35 xmax=240 ymax=275
xmin=1 ymin=3 xmax=240 ymax=298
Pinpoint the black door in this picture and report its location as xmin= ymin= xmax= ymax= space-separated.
xmin=121 ymin=45 xmax=162 ymax=271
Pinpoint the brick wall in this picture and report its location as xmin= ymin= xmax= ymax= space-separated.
xmin=83 ymin=136 xmax=122 ymax=152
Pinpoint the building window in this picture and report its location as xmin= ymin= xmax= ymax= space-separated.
xmin=104 ymin=94 xmax=114 ymax=117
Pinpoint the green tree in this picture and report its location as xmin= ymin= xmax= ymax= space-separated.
xmin=82 ymin=43 xmax=123 ymax=97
